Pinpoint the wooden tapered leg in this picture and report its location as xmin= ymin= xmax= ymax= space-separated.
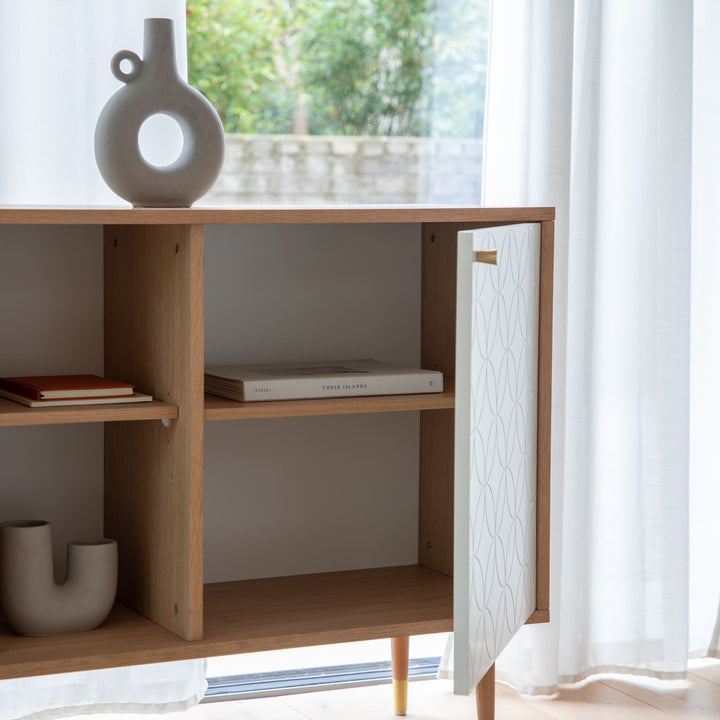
xmin=475 ymin=664 xmax=495 ymax=720
xmin=391 ymin=636 xmax=410 ymax=716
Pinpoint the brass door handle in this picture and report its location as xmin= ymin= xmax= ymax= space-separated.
xmin=474 ymin=250 xmax=498 ymax=265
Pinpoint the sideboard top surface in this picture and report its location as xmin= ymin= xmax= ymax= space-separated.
xmin=0 ymin=205 xmax=555 ymax=225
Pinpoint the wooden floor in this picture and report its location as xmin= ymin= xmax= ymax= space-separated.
xmin=69 ymin=660 xmax=720 ymax=720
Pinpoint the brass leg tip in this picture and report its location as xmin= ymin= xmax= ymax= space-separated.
xmin=393 ymin=678 xmax=408 ymax=716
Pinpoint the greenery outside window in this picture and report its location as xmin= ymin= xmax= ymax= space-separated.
xmin=187 ymin=0 xmax=490 ymax=206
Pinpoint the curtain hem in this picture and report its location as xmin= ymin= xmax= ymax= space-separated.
xmin=496 ymin=664 xmax=690 ymax=698
xmin=7 ymin=691 xmax=206 ymax=720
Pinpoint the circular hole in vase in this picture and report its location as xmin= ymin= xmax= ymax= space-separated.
xmin=138 ymin=113 xmax=185 ymax=168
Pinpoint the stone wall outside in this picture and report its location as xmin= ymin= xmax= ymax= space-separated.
xmin=204 ymin=134 xmax=483 ymax=206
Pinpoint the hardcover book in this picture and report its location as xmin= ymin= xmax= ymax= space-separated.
xmin=204 ymin=358 xmax=443 ymax=402
xmin=0 ymin=389 xmax=152 ymax=408
xmin=0 ymin=374 xmax=135 ymax=401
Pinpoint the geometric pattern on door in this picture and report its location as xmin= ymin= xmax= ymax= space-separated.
xmin=454 ymin=223 xmax=541 ymax=693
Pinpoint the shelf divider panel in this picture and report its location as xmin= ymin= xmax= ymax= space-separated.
xmin=103 ymin=223 xmax=205 ymax=641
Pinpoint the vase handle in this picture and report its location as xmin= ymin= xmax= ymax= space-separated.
xmin=111 ymin=50 xmax=143 ymax=83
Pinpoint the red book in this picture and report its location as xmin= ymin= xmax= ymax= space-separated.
xmin=0 ymin=374 xmax=135 ymax=401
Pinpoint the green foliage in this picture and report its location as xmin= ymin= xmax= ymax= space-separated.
xmin=186 ymin=0 xmax=488 ymax=137
xmin=300 ymin=0 xmax=432 ymax=135
xmin=186 ymin=0 xmax=288 ymax=134
xmin=424 ymin=0 xmax=489 ymax=138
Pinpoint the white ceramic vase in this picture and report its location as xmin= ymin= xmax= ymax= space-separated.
xmin=94 ymin=17 xmax=225 ymax=207
xmin=0 ymin=521 xmax=117 ymax=636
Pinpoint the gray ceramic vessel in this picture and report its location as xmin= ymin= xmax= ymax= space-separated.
xmin=0 ymin=521 xmax=117 ymax=636
xmin=94 ymin=17 xmax=225 ymax=207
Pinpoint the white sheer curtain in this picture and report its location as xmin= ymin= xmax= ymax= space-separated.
xmin=482 ymin=0 xmax=719 ymax=695
xmin=0 ymin=0 xmax=187 ymax=204
xmin=689 ymin=0 xmax=720 ymax=660
xmin=0 ymin=2 xmax=207 ymax=718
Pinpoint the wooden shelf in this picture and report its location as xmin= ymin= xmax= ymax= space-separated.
xmin=201 ymin=565 xmax=453 ymax=655
xmin=204 ymin=391 xmax=455 ymax=420
xmin=0 ymin=397 xmax=179 ymax=427
xmin=0 ymin=602 xmax=188 ymax=681
xmin=0 ymin=565 xmax=452 ymax=680
xmin=0 ymin=205 xmax=555 ymax=226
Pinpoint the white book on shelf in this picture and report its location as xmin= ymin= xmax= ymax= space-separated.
xmin=204 ymin=358 xmax=443 ymax=402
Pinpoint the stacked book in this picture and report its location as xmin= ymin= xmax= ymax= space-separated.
xmin=204 ymin=358 xmax=443 ymax=402
xmin=0 ymin=374 xmax=152 ymax=407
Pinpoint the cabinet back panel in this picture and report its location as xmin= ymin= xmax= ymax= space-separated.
xmin=0 ymin=225 xmax=104 ymax=576
xmin=204 ymin=223 xmax=421 ymax=367
xmin=0 ymin=425 xmax=103 ymax=579
xmin=204 ymin=223 xmax=422 ymax=581
xmin=204 ymin=413 xmax=420 ymax=582
xmin=0 ymin=225 xmax=102 ymax=374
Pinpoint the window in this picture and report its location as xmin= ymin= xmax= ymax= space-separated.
xmin=205 ymin=635 xmax=449 ymax=700
xmin=187 ymin=0 xmax=490 ymax=206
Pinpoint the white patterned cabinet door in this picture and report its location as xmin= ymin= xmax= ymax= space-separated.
xmin=453 ymin=223 xmax=542 ymax=694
